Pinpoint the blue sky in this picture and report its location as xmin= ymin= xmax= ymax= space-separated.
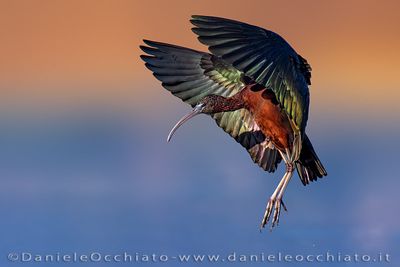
xmin=0 ymin=99 xmax=398 ymax=266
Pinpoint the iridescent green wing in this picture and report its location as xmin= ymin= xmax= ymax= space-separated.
xmin=191 ymin=15 xmax=311 ymax=133
xmin=140 ymin=40 xmax=281 ymax=172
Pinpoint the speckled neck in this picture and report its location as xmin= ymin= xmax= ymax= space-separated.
xmin=212 ymin=90 xmax=246 ymax=113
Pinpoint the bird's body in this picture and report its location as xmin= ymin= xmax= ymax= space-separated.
xmin=140 ymin=15 xmax=327 ymax=229
xmin=241 ymin=84 xmax=294 ymax=151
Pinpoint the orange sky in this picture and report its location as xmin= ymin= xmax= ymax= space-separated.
xmin=0 ymin=0 xmax=399 ymax=116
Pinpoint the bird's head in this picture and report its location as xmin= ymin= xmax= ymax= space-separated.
xmin=196 ymin=95 xmax=221 ymax=114
xmin=167 ymin=95 xmax=221 ymax=142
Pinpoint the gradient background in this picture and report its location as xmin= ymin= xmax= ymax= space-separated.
xmin=0 ymin=0 xmax=399 ymax=266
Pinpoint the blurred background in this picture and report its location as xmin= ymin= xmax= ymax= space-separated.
xmin=0 ymin=0 xmax=399 ymax=266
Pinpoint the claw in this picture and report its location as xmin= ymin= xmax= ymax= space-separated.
xmin=271 ymin=198 xmax=282 ymax=227
xmin=261 ymin=197 xmax=286 ymax=229
xmin=281 ymin=199 xmax=288 ymax=212
xmin=260 ymin=198 xmax=274 ymax=229
xmin=260 ymin=196 xmax=290 ymax=230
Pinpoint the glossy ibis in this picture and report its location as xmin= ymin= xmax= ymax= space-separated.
xmin=140 ymin=15 xmax=327 ymax=229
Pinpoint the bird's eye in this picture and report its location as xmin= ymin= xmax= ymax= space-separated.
xmin=196 ymin=102 xmax=205 ymax=108
xmin=194 ymin=102 xmax=206 ymax=111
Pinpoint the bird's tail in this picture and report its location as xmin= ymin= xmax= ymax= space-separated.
xmin=295 ymin=135 xmax=327 ymax=185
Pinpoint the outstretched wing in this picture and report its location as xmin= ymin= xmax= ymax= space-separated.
xmin=140 ymin=40 xmax=281 ymax=172
xmin=191 ymin=15 xmax=311 ymax=133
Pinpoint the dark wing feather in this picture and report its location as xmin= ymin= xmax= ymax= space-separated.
xmin=191 ymin=15 xmax=311 ymax=133
xmin=296 ymin=134 xmax=327 ymax=185
xmin=140 ymin=40 xmax=281 ymax=172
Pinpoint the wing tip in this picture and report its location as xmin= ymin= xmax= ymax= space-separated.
xmin=191 ymin=14 xmax=236 ymax=22
xmin=139 ymin=45 xmax=149 ymax=52
xmin=139 ymin=54 xmax=155 ymax=63
xmin=139 ymin=45 xmax=159 ymax=56
xmin=191 ymin=14 xmax=209 ymax=20
xmin=142 ymin=39 xmax=155 ymax=46
xmin=142 ymin=39 xmax=169 ymax=48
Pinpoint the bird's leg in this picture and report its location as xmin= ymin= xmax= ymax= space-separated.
xmin=260 ymin=171 xmax=288 ymax=229
xmin=271 ymin=162 xmax=294 ymax=228
xmin=260 ymin=150 xmax=293 ymax=229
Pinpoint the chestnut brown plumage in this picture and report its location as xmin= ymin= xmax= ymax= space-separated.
xmin=140 ymin=15 xmax=327 ymax=229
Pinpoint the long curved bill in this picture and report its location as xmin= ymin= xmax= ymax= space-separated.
xmin=167 ymin=104 xmax=204 ymax=142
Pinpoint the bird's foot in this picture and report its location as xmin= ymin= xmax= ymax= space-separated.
xmin=260 ymin=198 xmax=287 ymax=230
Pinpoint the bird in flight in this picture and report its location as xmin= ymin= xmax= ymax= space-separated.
xmin=140 ymin=15 xmax=327 ymax=229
